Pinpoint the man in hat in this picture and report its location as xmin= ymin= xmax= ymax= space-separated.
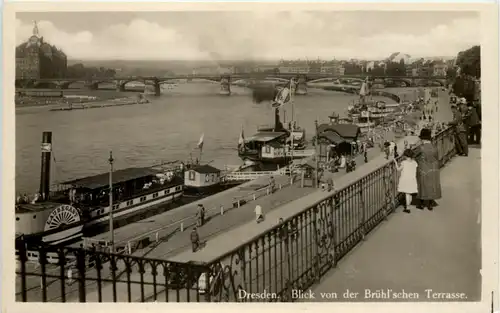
xmin=196 ymin=204 xmax=206 ymax=227
xmin=466 ymin=103 xmax=481 ymax=144
xmin=449 ymin=105 xmax=468 ymax=156
xmin=190 ymin=227 xmax=200 ymax=252
xmin=269 ymin=176 xmax=276 ymax=194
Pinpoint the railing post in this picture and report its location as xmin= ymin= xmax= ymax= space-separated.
xmin=76 ymin=248 xmax=86 ymax=302
xmin=330 ymin=194 xmax=339 ymax=268
xmin=312 ymin=206 xmax=320 ymax=282
xmin=58 ymin=248 xmax=67 ymax=302
xmin=17 ymin=238 xmax=28 ymax=302
xmin=359 ymin=178 xmax=367 ymax=241
xmin=39 ymin=246 xmax=48 ymax=302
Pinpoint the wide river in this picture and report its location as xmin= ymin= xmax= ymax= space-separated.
xmin=16 ymin=83 xmax=406 ymax=193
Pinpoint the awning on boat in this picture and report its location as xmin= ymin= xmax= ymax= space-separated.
xmin=317 ymin=124 xmax=361 ymax=140
xmin=318 ymin=132 xmax=347 ymax=144
xmin=62 ymin=167 xmax=162 ymax=190
xmin=247 ymin=132 xmax=287 ymax=143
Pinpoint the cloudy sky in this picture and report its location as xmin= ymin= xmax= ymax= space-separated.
xmin=15 ymin=11 xmax=480 ymax=61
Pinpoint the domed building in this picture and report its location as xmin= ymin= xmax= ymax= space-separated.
xmin=16 ymin=21 xmax=67 ymax=79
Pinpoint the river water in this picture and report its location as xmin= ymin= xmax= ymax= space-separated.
xmin=16 ymin=83 xmax=399 ymax=193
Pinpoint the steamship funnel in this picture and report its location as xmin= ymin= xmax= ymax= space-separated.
xmin=39 ymin=131 xmax=52 ymax=201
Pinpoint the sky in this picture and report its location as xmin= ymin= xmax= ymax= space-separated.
xmin=15 ymin=11 xmax=480 ymax=61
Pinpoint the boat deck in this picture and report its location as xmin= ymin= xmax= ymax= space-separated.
xmin=72 ymin=174 xmax=292 ymax=249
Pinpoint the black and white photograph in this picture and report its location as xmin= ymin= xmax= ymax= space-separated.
xmin=2 ymin=2 xmax=498 ymax=311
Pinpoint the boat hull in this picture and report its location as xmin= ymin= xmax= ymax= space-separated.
xmin=23 ymin=190 xmax=184 ymax=247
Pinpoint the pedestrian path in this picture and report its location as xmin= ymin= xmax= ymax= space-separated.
xmin=168 ymin=135 xmax=420 ymax=263
xmin=83 ymin=174 xmax=293 ymax=250
xmin=301 ymin=147 xmax=481 ymax=302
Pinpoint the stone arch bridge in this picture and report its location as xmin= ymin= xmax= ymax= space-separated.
xmin=15 ymin=74 xmax=447 ymax=96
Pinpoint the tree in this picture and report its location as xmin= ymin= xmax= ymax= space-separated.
xmin=66 ymin=63 xmax=117 ymax=79
xmin=456 ymin=45 xmax=480 ymax=78
xmin=446 ymin=67 xmax=457 ymax=80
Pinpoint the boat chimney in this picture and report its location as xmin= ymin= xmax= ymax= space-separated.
xmin=39 ymin=131 xmax=52 ymax=201
xmin=274 ymin=107 xmax=281 ymax=131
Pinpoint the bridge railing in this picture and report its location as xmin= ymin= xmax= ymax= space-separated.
xmin=202 ymin=124 xmax=457 ymax=302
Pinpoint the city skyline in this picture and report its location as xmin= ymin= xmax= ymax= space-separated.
xmin=16 ymin=11 xmax=480 ymax=61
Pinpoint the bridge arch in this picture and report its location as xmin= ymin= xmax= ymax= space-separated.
xmin=32 ymin=81 xmax=60 ymax=89
xmin=264 ymin=77 xmax=290 ymax=83
xmin=384 ymin=78 xmax=413 ymax=87
xmin=426 ymin=79 xmax=445 ymax=87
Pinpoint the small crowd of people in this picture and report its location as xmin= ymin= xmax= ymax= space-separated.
xmin=394 ymin=128 xmax=442 ymax=213
xmin=449 ymin=97 xmax=481 ymax=157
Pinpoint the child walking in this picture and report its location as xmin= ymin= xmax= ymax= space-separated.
xmin=394 ymin=149 xmax=418 ymax=213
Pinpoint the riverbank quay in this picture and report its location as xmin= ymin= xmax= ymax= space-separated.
xmin=15 ymin=89 xmax=141 ymax=108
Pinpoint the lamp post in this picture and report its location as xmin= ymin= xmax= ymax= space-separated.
xmin=108 ymin=151 xmax=114 ymax=253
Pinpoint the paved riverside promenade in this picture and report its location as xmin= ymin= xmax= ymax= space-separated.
xmin=300 ymin=147 xmax=481 ymax=302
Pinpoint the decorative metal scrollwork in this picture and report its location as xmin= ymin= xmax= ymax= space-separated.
xmin=382 ymin=164 xmax=396 ymax=218
xmin=208 ymin=249 xmax=244 ymax=302
xmin=314 ymin=198 xmax=335 ymax=272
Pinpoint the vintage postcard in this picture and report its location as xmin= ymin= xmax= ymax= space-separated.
xmin=2 ymin=2 xmax=498 ymax=313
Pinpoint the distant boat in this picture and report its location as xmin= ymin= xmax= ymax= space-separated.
xmin=238 ymin=108 xmax=311 ymax=169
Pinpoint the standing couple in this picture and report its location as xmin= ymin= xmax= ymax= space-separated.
xmin=394 ymin=128 xmax=442 ymax=213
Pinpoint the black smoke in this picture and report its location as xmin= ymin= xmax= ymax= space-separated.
xmin=251 ymin=83 xmax=279 ymax=103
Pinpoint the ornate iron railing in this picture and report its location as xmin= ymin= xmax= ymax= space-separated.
xmin=16 ymin=125 xmax=458 ymax=303
xmin=15 ymin=243 xmax=210 ymax=302
xmin=202 ymin=125 xmax=457 ymax=302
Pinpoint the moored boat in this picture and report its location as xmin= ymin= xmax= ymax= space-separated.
xmin=15 ymin=133 xmax=185 ymax=247
xmin=238 ymin=108 xmax=314 ymax=169
xmin=15 ymin=132 xmax=246 ymax=248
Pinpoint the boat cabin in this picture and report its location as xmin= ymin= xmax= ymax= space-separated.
xmin=239 ymin=131 xmax=289 ymax=161
xmin=60 ymin=167 xmax=182 ymax=209
xmin=184 ymin=164 xmax=221 ymax=189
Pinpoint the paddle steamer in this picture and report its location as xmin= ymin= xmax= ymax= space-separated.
xmin=15 ymin=132 xmax=243 ymax=247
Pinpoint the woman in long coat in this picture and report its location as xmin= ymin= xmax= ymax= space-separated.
xmin=414 ymin=128 xmax=442 ymax=210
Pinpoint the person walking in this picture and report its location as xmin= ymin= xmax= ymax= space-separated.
xmin=414 ymin=128 xmax=442 ymax=211
xmin=255 ymin=204 xmax=264 ymax=223
xmin=449 ymin=105 xmax=468 ymax=156
xmin=190 ymin=227 xmax=200 ymax=252
xmin=362 ymin=142 xmax=368 ymax=163
xmin=466 ymin=103 xmax=481 ymax=144
xmin=394 ymin=149 xmax=418 ymax=213
xmin=269 ymin=176 xmax=276 ymax=194
xmin=196 ymin=204 xmax=205 ymax=227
